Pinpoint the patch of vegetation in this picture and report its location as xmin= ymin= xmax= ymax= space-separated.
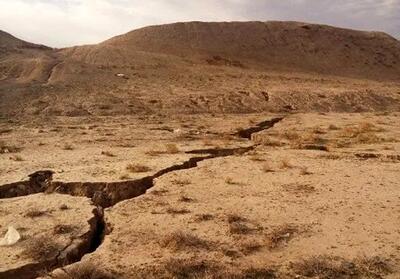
xmin=267 ymin=224 xmax=299 ymax=249
xmin=0 ymin=141 xmax=22 ymax=154
xmin=23 ymin=237 xmax=62 ymax=261
xmin=166 ymin=207 xmax=191 ymax=215
xmin=160 ymin=232 xmax=211 ymax=251
xmin=291 ymin=255 xmax=393 ymax=279
xmin=63 ymin=144 xmax=74 ymax=151
xmin=194 ymin=214 xmax=214 ymax=222
xmin=179 ymin=195 xmax=195 ymax=203
xmin=126 ymin=163 xmax=152 ymax=173
xmin=25 ymin=210 xmax=48 ymax=218
xmin=101 ymin=151 xmax=116 ymax=157
xmin=53 ymin=224 xmax=76 ymax=235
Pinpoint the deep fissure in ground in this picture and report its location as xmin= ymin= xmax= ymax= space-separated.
xmin=0 ymin=116 xmax=284 ymax=278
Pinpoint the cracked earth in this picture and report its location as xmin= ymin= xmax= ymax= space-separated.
xmin=0 ymin=112 xmax=399 ymax=278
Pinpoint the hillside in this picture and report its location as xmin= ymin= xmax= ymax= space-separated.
xmin=1 ymin=21 xmax=400 ymax=117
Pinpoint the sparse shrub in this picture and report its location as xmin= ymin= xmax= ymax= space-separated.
xmin=63 ymin=144 xmax=74 ymax=151
xmin=23 ymin=237 xmax=62 ymax=261
xmin=10 ymin=155 xmax=24 ymax=161
xmin=291 ymin=255 xmax=393 ymax=279
xmin=227 ymin=214 xmax=254 ymax=235
xmin=53 ymin=224 xmax=76 ymax=235
xmin=165 ymin=143 xmax=180 ymax=154
xmin=240 ymin=241 xmax=264 ymax=255
xmin=119 ymin=174 xmax=131 ymax=180
xmin=166 ymin=207 xmax=191 ymax=215
xmin=126 ymin=163 xmax=151 ymax=173
xmin=250 ymin=155 xmax=267 ymax=162
xmin=267 ymin=225 xmax=299 ymax=249
xmin=194 ymin=214 xmax=214 ymax=222
xmin=300 ymin=167 xmax=312 ymax=175
xmin=262 ymin=138 xmax=285 ymax=147
xmin=59 ymin=204 xmax=69 ymax=210
xmin=25 ymin=210 xmax=48 ymax=218
xmin=282 ymin=131 xmax=301 ymax=141
xmin=328 ymin=124 xmax=340 ymax=130
xmin=179 ymin=195 xmax=195 ymax=203
xmin=0 ymin=141 xmax=21 ymax=154
xmin=225 ymin=177 xmax=242 ymax=185
xmin=160 ymin=232 xmax=210 ymax=251
xmin=173 ymin=179 xmax=191 ymax=186
xmin=162 ymin=258 xmax=215 ymax=278
xmin=145 ymin=150 xmax=164 ymax=157
xmin=279 ymin=159 xmax=293 ymax=169
xmin=262 ymin=162 xmax=275 ymax=173
xmin=101 ymin=151 xmax=116 ymax=157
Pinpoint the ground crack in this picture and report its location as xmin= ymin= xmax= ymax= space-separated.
xmin=0 ymin=116 xmax=285 ymax=278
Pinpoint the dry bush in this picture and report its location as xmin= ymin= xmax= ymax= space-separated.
xmin=173 ymin=179 xmax=191 ymax=186
xmin=145 ymin=150 xmax=164 ymax=157
xmin=23 ymin=237 xmax=62 ymax=261
xmin=63 ymin=144 xmax=74 ymax=151
xmin=267 ymin=225 xmax=299 ymax=249
xmin=161 ymin=258 xmax=216 ymax=279
xmin=261 ymin=137 xmax=285 ymax=147
xmin=101 ymin=151 xmax=116 ymax=157
xmin=52 ymin=262 xmax=116 ymax=279
xmin=126 ymin=163 xmax=152 ymax=173
xmin=282 ymin=131 xmax=301 ymax=141
xmin=237 ymin=267 xmax=277 ymax=279
xmin=328 ymin=124 xmax=340 ymax=130
xmin=194 ymin=214 xmax=214 ymax=222
xmin=300 ymin=167 xmax=313 ymax=175
xmin=166 ymin=207 xmax=191 ymax=215
xmin=291 ymin=255 xmax=392 ymax=279
xmin=318 ymin=154 xmax=342 ymax=160
xmin=262 ymin=162 xmax=275 ymax=173
xmin=356 ymin=256 xmax=393 ymax=278
xmin=119 ymin=174 xmax=131 ymax=180
xmin=249 ymin=155 xmax=267 ymax=162
xmin=179 ymin=195 xmax=195 ymax=203
xmin=225 ymin=177 xmax=242 ymax=185
xmin=165 ymin=143 xmax=180 ymax=154
xmin=160 ymin=232 xmax=210 ymax=251
xmin=59 ymin=204 xmax=69 ymax=210
xmin=10 ymin=155 xmax=24 ymax=161
xmin=25 ymin=210 xmax=48 ymax=218
xmin=53 ymin=224 xmax=76 ymax=235
xmin=227 ymin=214 xmax=255 ymax=235
xmin=279 ymin=159 xmax=294 ymax=169
xmin=0 ymin=141 xmax=21 ymax=154
xmin=151 ymin=189 xmax=169 ymax=196
xmin=283 ymin=183 xmax=316 ymax=195
xmin=240 ymin=241 xmax=264 ymax=255
xmin=338 ymin=122 xmax=385 ymax=145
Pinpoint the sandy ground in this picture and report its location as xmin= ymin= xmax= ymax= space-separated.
xmin=0 ymin=112 xmax=399 ymax=278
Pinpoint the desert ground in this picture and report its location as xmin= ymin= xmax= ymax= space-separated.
xmin=0 ymin=111 xmax=399 ymax=278
xmin=1 ymin=20 xmax=400 ymax=279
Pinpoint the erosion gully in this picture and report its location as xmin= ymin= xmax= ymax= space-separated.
xmin=0 ymin=116 xmax=284 ymax=279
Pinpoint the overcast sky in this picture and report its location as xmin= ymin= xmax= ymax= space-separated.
xmin=0 ymin=0 xmax=399 ymax=48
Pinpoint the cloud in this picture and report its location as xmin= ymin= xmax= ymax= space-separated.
xmin=0 ymin=0 xmax=398 ymax=47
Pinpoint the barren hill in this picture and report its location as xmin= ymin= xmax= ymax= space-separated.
xmin=1 ymin=21 xmax=400 ymax=117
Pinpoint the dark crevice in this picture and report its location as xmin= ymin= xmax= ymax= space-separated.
xmin=0 ymin=116 xmax=285 ymax=279
xmin=235 ymin=117 xmax=284 ymax=139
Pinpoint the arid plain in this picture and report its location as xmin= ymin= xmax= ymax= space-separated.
xmin=0 ymin=21 xmax=400 ymax=278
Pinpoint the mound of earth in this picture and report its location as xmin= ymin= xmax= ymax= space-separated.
xmin=1 ymin=21 xmax=400 ymax=117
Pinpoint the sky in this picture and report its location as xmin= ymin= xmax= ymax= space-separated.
xmin=0 ymin=0 xmax=399 ymax=48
